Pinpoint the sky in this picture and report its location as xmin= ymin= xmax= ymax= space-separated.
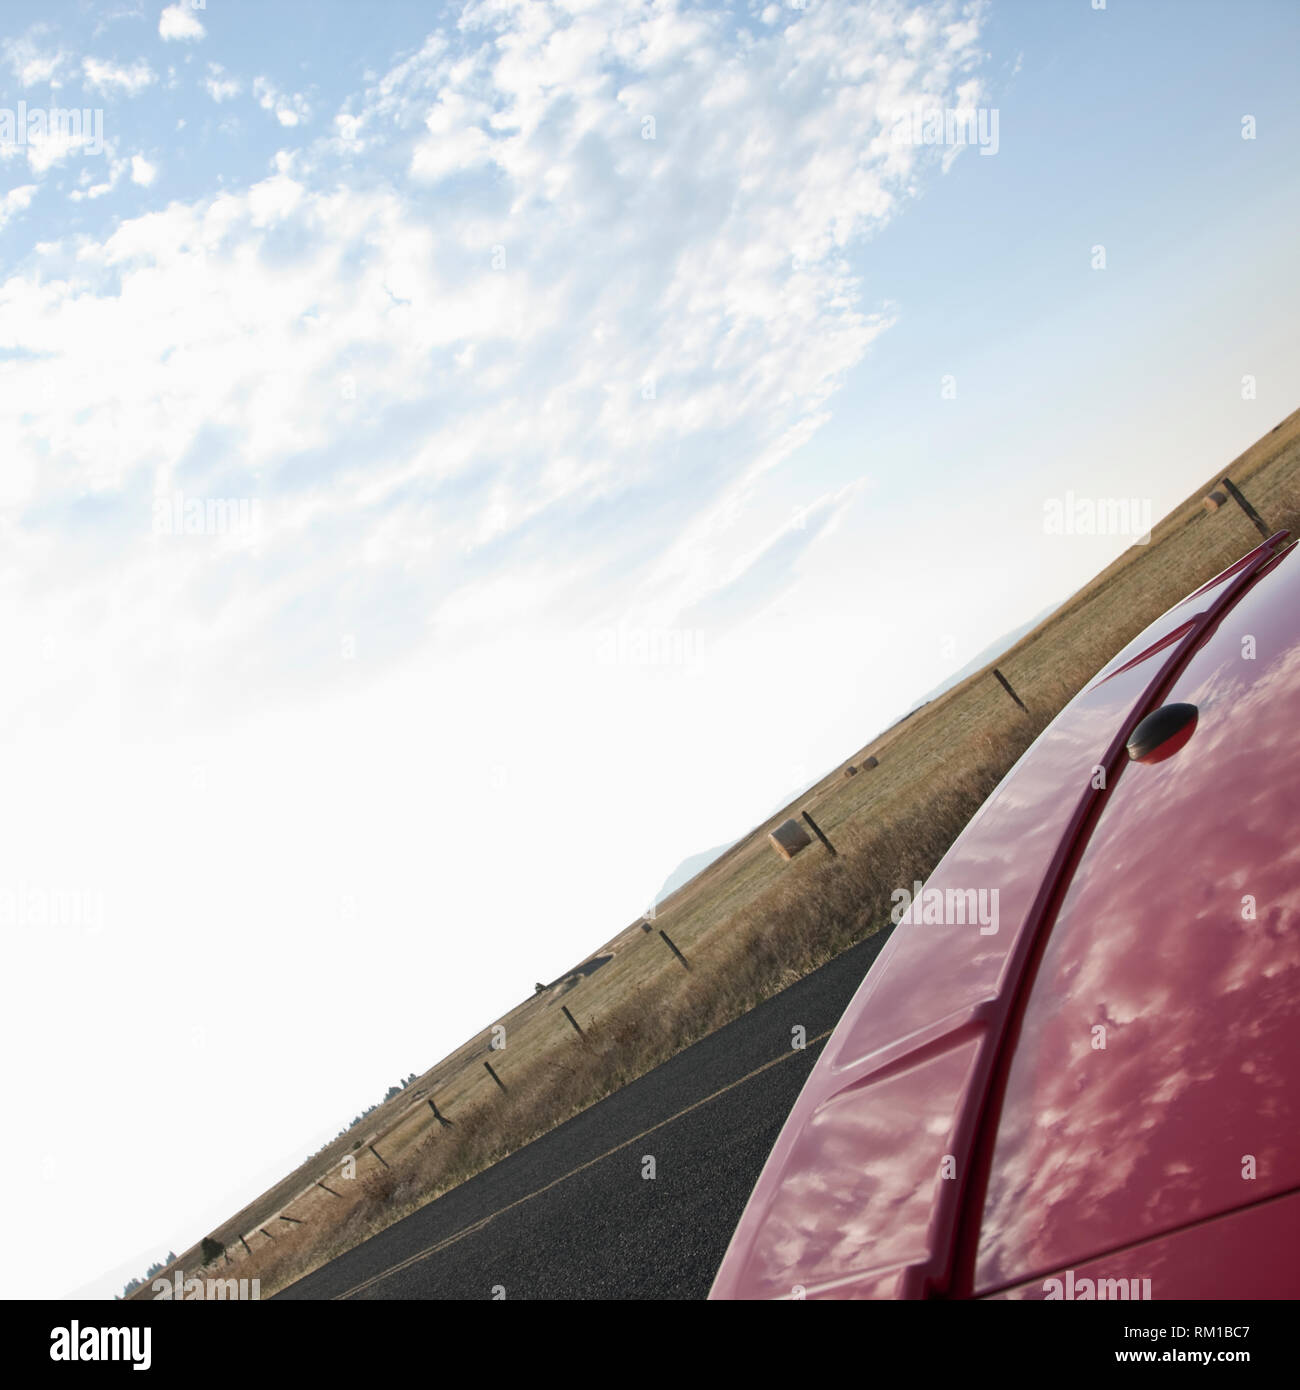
xmin=1 ymin=0 xmax=1296 ymax=1300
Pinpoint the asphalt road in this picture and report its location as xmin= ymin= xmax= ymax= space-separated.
xmin=277 ymin=926 xmax=894 ymax=1300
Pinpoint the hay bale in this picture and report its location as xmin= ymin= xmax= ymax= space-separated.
xmin=863 ymin=755 xmax=879 ymax=769
xmin=844 ymin=765 xmax=858 ymax=777
xmin=1204 ymin=490 xmax=1227 ymax=513
xmin=769 ymin=818 xmax=813 ymax=860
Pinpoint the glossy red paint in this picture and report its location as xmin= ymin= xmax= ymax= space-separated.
xmin=986 ymin=1188 xmax=1300 ymax=1301
xmin=709 ymin=533 xmax=1298 ymax=1300
xmin=969 ymin=536 xmax=1300 ymax=1297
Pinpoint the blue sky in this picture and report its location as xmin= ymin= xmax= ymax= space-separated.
xmin=1 ymin=0 xmax=1297 ymax=1299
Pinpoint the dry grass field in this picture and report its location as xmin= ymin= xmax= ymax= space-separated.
xmin=133 ymin=405 xmax=1300 ymax=1299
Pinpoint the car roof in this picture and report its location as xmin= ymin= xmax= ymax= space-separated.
xmin=969 ymin=533 xmax=1300 ymax=1296
xmin=709 ymin=531 xmax=1295 ymax=1300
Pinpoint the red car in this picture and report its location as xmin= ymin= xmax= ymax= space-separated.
xmin=711 ymin=531 xmax=1300 ymax=1300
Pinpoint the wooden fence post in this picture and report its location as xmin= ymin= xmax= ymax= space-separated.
xmin=992 ymin=667 xmax=1028 ymax=713
xmin=1220 ymin=476 xmax=1272 ymax=541
xmin=658 ymin=929 xmax=691 ymax=971
xmin=801 ymin=811 xmax=837 ymax=857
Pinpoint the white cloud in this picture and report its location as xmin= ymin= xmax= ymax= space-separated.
xmin=1 ymin=0 xmax=989 ymax=643
xmin=0 ymin=183 xmax=37 ymax=230
xmin=0 ymin=0 xmax=996 ymax=707
xmin=158 ymin=3 xmax=206 ymax=42
xmin=82 ymin=56 xmax=156 ymax=95
xmin=203 ymin=62 xmax=241 ymax=102
xmin=21 ymin=120 xmax=106 ymax=174
xmin=68 ymin=157 xmax=129 ymax=201
xmin=1 ymin=31 xmax=69 ymax=87
xmin=253 ymin=75 xmax=311 ymax=127
xmin=409 ymin=119 xmax=491 ymax=182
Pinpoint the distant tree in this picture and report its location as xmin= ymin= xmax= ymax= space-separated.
xmin=121 ymin=1250 xmax=178 ymax=1300
xmin=534 ymin=982 xmax=546 ymax=994
xmin=200 ymin=1236 xmax=225 ymax=1266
